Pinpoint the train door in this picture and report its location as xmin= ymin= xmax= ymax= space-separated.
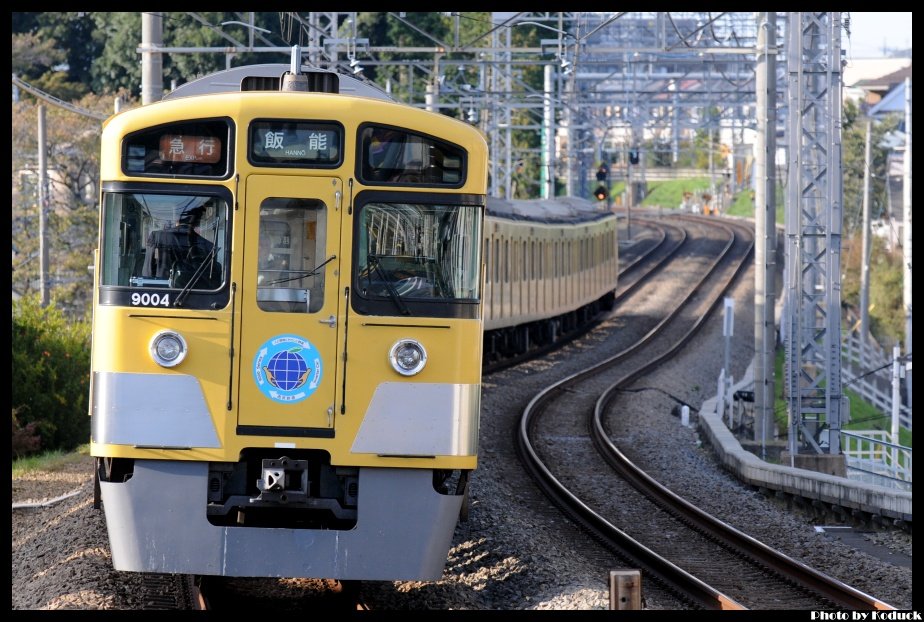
xmin=237 ymin=175 xmax=344 ymax=434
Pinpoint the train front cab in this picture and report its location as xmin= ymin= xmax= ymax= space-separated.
xmin=91 ymin=86 xmax=488 ymax=581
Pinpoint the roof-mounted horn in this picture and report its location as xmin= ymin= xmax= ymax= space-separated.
xmin=280 ymin=45 xmax=310 ymax=92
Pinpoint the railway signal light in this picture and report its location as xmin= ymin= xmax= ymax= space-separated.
xmin=596 ymin=165 xmax=607 ymax=182
xmin=594 ymin=185 xmax=608 ymax=201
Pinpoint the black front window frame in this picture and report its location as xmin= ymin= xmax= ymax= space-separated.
xmin=351 ymin=190 xmax=483 ymax=319
xmin=356 ymin=123 xmax=467 ymax=187
xmin=97 ymin=182 xmax=232 ymax=310
xmin=248 ymin=119 xmax=344 ymax=169
xmin=121 ymin=118 xmax=233 ymax=179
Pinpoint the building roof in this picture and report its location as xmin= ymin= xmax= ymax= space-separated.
xmin=869 ymin=79 xmax=910 ymax=116
xmin=855 ymin=65 xmax=913 ymax=91
xmin=842 ymin=57 xmax=911 ymax=88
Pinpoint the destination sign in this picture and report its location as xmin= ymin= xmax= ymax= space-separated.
xmin=250 ymin=120 xmax=343 ymax=167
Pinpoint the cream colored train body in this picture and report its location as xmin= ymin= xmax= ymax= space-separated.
xmin=482 ymin=197 xmax=619 ymax=361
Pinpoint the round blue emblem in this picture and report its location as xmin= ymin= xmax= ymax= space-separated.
xmin=253 ymin=334 xmax=323 ymax=403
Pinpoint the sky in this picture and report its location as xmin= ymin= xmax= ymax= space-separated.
xmin=842 ymin=12 xmax=912 ymax=58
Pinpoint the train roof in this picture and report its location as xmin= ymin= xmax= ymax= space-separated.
xmin=486 ymin=196 xmax=614 ymax=224
xmin=163 ymin=63 xmax=393 ymax=102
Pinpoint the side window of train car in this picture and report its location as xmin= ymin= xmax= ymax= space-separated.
xmin=256 ymin=198 xmax=327 ymax=313
xmin=357 ymin=124 xmax=465 ymax=187
xmin=494 ymin=239 xmax=500 ymax=283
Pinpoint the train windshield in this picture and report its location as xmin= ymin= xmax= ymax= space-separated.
xmin=355 ymin=202 xmax=482 ymax=314
xmin=99 ymin=191 xmax=229 ymax=294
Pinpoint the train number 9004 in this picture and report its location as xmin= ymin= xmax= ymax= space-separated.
xmin=131 ymin=292 xmax=170 ymax=307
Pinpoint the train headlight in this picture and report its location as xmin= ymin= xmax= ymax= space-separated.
xmin=150 ymin=330 xmax=188 ymax=368
xmin=389 ymin=339 xmax=427 ymax=376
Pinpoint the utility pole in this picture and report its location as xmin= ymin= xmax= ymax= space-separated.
xmin=891 ymin=344 xmax=902 ymax=465
xmin=709 ymin=124 xmax=716 ymax=211
xmin=902 ymin=77 xmax=912 ymax=409
xmin=141 ymin=12 xmax=164 ymax=105
xmin=626 ymin=141 xmax=634 ymax=240
xmin=784 ymin=12 xmax=844 ymax=458
xmin=753 ymin=12 xmax=776 ymax=453
xmin=37 ymin=104 xmax=49 ymax=308
xmin=860 ymin=119 xmax=872 ymax=354
xmin=541 ymin=63 xmax=555 ymax=199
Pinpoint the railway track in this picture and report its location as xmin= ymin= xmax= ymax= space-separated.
xmin=153 ymin=576 xmax=369 ymax=611
xmin=213 ymin=577 xmax=367 ymax=611
xmin=612 ymin=218 xmax=686 ymax=305
xmin=140 ymin=574 xmax=205 ymax=610
xmin=128 ymin=215 xmax=901 ymax=610
xmin=514 ymin=215 xmax=897 ymax=609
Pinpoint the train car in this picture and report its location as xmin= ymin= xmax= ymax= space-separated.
xmin=482 ymin=197 xmax=619 ymax=362
xmin=89 ymin=55 xmax=488 ymax=581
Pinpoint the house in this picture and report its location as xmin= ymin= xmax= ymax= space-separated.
xmin=842 ymin=57 xmax=911 ymax=106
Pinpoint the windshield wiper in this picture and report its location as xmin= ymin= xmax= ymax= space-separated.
xmin=173 ymin=244 xmax=217 ymax=307
xmin=368 ymin=254 xmax=410 ymax=315
xmin=268 ymin=255 xmax=337 ymax=286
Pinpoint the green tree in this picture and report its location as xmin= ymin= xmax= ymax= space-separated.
xmin=36 ymin=12 xmax=100 ymax=88
xmin=354 ymin=13 xmax=454 ymax=105
xmin=14 ymin=12 xmax=287 ymax=100
xmin=840 ymin=99 xmax=901 ymax=232
xmin=843 ymin=235 xmax=905 ymax=345
xmin=89 ymin=12 xmax=243 ymax=98
xmin=839 ymin=98 xmax=904 ymax=345
xmin=11 ymin=92 xmax=119 ymax=319
xmin=11 ymin=32 xmax=65 ymax=76
xmin=12 ymin=13 xmax=98 ymax=100
xmin=868 ymin=245 xmax=905 ymax=341
xmin=87 ymin=12 xmax=144 ymax=95
xmin=160 ymin=12 xmax=286 ymax=87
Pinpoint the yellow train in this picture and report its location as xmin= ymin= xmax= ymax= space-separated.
xmin=89 ymin=55 xmax=617 ymax=582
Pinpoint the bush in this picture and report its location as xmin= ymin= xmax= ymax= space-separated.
xmin=11 ymin=295 xmax=91 ymax=454
xmin=869 ymin=244 xmax=904 ymax=344
xmin=11 ymin=408 xmax=42 ymax=458
xmin=842 ymin=235 xmax=905 ymax=346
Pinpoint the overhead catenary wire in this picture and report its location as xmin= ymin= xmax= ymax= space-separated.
xmin=11 ymin=75 xmax=108 ymax=121
xmin=842 ymin=352 xmax=912 ymax=388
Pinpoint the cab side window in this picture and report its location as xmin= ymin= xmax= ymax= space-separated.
xmin=357 ymin=124 xmax=466 ymax=187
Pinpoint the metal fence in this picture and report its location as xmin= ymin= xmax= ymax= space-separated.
xmin=841 ymin=329 xmax=911 ymax=431
xmin=841 ymin=430 xmax=912 ymax=489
